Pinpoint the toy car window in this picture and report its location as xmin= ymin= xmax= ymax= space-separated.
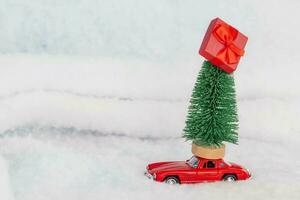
xmin=219 ymin=162 xmax=225 ymax=168
xmin=207 ymin=161 xmax=215 ymax=168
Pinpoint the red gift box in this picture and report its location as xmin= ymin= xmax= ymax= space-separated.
xmin=199 ymin=18 xmax=248 ymax=73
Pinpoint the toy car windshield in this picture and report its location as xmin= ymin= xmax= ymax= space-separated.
xmin=186 ymin=156 xmax=199 ymax=168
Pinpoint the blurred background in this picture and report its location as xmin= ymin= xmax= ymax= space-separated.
xmin=0 ymin=0 xmax=299 ymax=200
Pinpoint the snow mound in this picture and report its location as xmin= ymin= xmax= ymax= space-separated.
xmin=0 ymin=128 xmax=299 ymax=200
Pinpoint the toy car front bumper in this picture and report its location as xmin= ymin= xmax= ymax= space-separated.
xmin=144 ymin=171 xmax=154 ymax=180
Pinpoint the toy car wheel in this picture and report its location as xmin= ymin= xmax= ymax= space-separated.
xmin=223 ymin=175 xmax=237 ymax=182
xmin=164 ymin=176 xmax=180 ymax=185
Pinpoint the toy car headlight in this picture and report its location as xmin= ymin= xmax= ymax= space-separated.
xmin=153 ymin=173 xmax=156 ymax=179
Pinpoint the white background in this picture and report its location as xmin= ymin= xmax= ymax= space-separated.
xmin=0 ymin=0 xmax=300 ymax=199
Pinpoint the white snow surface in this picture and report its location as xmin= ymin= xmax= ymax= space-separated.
xmin=1 ymin=0 xmax=300 ymax=200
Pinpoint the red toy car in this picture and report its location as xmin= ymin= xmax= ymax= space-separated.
xmin=145 ymin=156 xmax=251 ymax=184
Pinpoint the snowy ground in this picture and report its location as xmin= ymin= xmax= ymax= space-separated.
xmin=1 ymin=0 xmax=300 ymax=199
xmin=0 ymin=127 xmax=299 ymax=200
xmin=0 ymin=55 xmax=299 ymax=200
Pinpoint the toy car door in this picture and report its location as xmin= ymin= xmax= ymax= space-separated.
xmin=197 ymin=160 xmax=219 ymax=182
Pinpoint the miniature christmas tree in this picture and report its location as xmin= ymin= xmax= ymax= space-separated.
xmin=182 ymin=18 xmax=247 ymax=159
xmin=183 ymin=61 xmax=238 ymax=149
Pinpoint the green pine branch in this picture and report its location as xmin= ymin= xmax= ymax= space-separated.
xmin=183 ymin=61 xmax=238 ymax=147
